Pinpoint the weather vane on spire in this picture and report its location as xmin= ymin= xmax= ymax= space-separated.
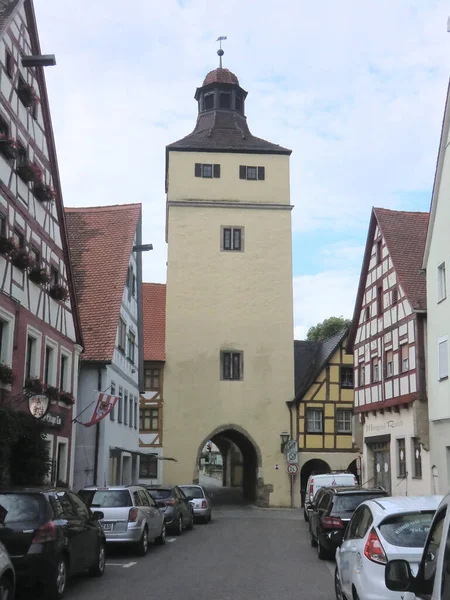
xmin=217 ymin=36 xmax=227 ymax=68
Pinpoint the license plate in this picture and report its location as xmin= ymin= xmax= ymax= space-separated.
xmin=102 ymin=523 xmax=113 ymax=532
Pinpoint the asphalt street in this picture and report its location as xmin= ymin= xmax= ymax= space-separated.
xmin=51 ymin=491 xmax=335 ymax=600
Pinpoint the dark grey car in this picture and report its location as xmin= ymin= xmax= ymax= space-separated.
xmin=146 ymin=486 xmax=194 ymax=535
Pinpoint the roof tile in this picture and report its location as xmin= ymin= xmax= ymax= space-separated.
xmin=142 ymin=283 xmax=166 ymax=362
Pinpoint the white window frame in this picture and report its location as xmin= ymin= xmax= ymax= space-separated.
xmin=336 ymin=409 xmax=352 ymax=433
xmin=43 ymin=434 xmax=54 ymax=484
xmin=438 ymin=336 xmax=449 ymax=381
xmin=25 ymin=326 xmax=42 ymax=381
xmin=438 ymin=262 xmax=447 ymax=303
xmin=55 ymin=436 xmax=69 ymax=484
xmin=400 ymin=342 xmax=409 ymax=373
xmin=118 ymin=317 xmax=126 ymax=352
xmin=59 ymin=347 xmax=72 ymax=392
xmin=44 ymin=336 xmax=58 ymax=387
xmin=306 ymin=408 xmax=323 ymax=433
xmin=0 ymin=307 xmax=15 ymax=366
xmin=127 ymin=329 xmax=136 ymax=363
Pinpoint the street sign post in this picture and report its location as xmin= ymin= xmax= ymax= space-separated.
xmin=287 ymin=451 xmax=298 ymax=463
xmin=287 ymin=463 xmax=299 ymax=476
xmin=286 ymin=440 xmax=297 ymax=454
xmin=356 ymin=456 xmax=361 ymax=476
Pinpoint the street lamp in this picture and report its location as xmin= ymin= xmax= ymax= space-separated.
xmin=280 ymin=431 xmax=290 ymax=453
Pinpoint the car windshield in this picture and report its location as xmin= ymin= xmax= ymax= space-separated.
xmin=181 ymin=487 xmax=204 ymax=499
xmin=78 ymin=490 xmax=132 ymax=508
xmin=148 ymin=489 xmax=172 ymax=499
xmin=379 ymin=511 xmax=435 ymax=548
xmin=0 ymin=493 xmax=45 ymax=523
xmin=332 ymin=494 xmax=385 ymax=513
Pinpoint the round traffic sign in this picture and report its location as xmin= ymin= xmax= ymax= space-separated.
xmin=287 ymin=463 xmax=299 ymax=475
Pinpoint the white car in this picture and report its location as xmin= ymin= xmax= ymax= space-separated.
xmin=304 ymin=472 xmax=358 ymax=522
xmin=0 ymin=540 xmax=15 ymax=600
xmin=334 ymin=495 xmax=443 ymax=600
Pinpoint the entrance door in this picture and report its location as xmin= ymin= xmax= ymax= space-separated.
xmin=373 ymin=443 xmax=391 ymax=492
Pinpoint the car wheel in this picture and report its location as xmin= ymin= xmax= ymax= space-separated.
xmin=335 ymin=567 xmax=346 ymax=600
xmin=45 ymin=556 xmax=67 ymax=599
xmin=89 ymin=541 xmax=106 ymax=577
xmin=310 ymin=530 xmax=317 ymax=547
xmin=155 ymin=523 xmax=166 ymax=546
xmin=175 ymin=515 xmax=183 ymax=536
xmin=317 ymin=537 xmax=329 ymax=560
xmin=0 ymin=574 xmax=14 ymax=600
xmin=303 ymin=508 xmax=309 ymax=523
xmin=187 ymin=511 xmax=194 ymax=530
xmin=136 ymin=527 xmax=149 ymax=556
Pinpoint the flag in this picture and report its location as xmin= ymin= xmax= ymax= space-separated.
xmin=82 ymin=393 xmax=118 ymax=427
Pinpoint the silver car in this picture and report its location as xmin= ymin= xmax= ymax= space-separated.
xmin=78 ymin=486 xmax=166 ymax=555
xmin=179 ymin=485 xmax=212 ymax=523
xmin=0 ymin=541 xmax=15 ymax=600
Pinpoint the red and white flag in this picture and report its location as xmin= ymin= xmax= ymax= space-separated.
xmin=82 ymin=393 xmax=118 ymax=427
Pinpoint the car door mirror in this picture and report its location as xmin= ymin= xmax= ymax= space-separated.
xmin=329 ymin=530 xmax=345 ymax=547
xmin=92 ymin=510 xmax=104 ymax=521
xmin=385 ymin=560 xmax=414 ymax=592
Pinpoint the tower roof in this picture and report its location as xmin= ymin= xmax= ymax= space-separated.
xmin=203 ymin=68 xmax=239 ymax=86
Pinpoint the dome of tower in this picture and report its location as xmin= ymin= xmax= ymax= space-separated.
xmin=202 ymin=68 xmax=239 ymax=86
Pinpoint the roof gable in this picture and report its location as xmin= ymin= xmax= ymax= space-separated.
xmin=65 ymin=204 xmax=141 ymax=362
xmin=142 ymin=283 xmax=166 ymax=362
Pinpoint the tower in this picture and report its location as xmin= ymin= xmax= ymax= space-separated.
xmin=163 ymin=62 xmax=295 ymax=507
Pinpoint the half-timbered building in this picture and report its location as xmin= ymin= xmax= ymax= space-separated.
xmin=0 ymin=0 xmax=83 ymax=486
xmin=65 ymin=203 xmax=144 ymax=490
xmin=347 ymin=208 xmax=431 ymax=495
xmin=139 ymin=282 xmax=165 ymax=486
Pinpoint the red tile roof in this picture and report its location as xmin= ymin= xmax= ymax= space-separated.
xmin=65 ymin=204 xmax=141 ymax=362
xmin=142 ymin=283 xmax=166 ymax=362
xmin=203 ymin=68 xmax=239 ymax=86
xmin=374 ymin=208 xmax=429 ymax=311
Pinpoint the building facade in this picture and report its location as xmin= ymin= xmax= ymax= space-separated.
xmin=347 ymin=208 xmax=431 ymax=495
xmin=65 ymin=204 xmax=144 ymax=491
xmin=163 ymin=65 xmax=295 ymax=507
xmin=290 ymin=332 xmax=361 ymax=504
xmin=0 ymin=0 xmax=83 ymax=486
xmin=422 ymin=80 xmax=450 ymax=494
xmin=139 ymin=282 xmax=165 ymax=486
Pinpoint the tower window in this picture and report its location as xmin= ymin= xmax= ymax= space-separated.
xmin=235 ymin=95 xmax=242 ymax=112
xmin=221 ymin=351 xmax=243 ymax=380
xmin=195 ymin=163 xmax=220 ymax=178
xmin=204 ymin=93 xmax=214 ymax=110
xmin=239 ymin=165 xmax=265 ymax=181
xmin=222 ymin=227 xmax=243 ymax=251
xmin=219 ymin=92 xmax=231 ymax=109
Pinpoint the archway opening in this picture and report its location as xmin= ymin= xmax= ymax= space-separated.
xmin=194 ymin=426 xmax=262 ymax=506
xmin=300 ymin=459 xmax=331 ymax=506
xmin=347 ymin=459 xmax=360 ymax=485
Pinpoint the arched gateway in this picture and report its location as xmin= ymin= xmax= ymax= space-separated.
xmin=161 ymin=62 xmax=295 ymax=508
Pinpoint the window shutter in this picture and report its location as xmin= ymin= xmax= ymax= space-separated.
xmin=257 ymin=166 xmax=265 ymax=180
xmin=239 ymin=165 xmax=246 ymax=179
xmin=439 ymin=339 xmax=449 ymax=380
xmin=194 ymin=163 xmax=201 ymax=177
xmin=213 ymin=164 xmax=221 ymax=178
xmin=223 ymin=228 xmax=231 ymax=250
xmin=233 ymin=228 xmax=241 ymax=250
xmin=232 ymin=353 xmax=241 ymax=379
xmin=223 ymin=353 xmax=231 ymax=379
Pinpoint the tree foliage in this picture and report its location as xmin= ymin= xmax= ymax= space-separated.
xmin=306 ymin=316 xmax=352 ymax=342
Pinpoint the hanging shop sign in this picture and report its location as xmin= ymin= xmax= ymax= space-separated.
xmin=28 ymin=394 xmax=50 ymax=419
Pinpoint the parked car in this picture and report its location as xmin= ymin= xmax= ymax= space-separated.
xmin=179 ymin=485 xmax=212 ymax=523
xmin=385 ymin=492 xmax=450 ymax=600
xmin=0 ymin=488 xmax=105 ymax=599
xmin=304 ymin=472 xmax=358 ymax=521
xmin=0 ymin=539 xmax=15 ymax=600
xmin=309 ymin=486 xmax=388 ymax=559
xmin=334 ymin=495 xmax=442 ymax=600
xmin=78 ymin=485 xmax=166 ymax=555
xmin=146 ymin=486 xmax=194 ymax=535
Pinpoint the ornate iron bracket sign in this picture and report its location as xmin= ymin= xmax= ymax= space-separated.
xmin=28 ymin=394 xmax=50 ymax=419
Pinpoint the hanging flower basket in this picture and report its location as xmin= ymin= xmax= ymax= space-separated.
xmin=24 ymin=376 xmax=45 ymax=394
xmin=30 ymin=163 xmax=43 ymax=183
xmin=10 ymin=247 xmax=35 ymax=270
xmin=59 ymin=391 xmax=75 ymax=405
xmin=17 ymin=80 xmax=35 ymax=108
xmin=0 ymin=363 xmax=14 ymax=385
xmin=0 ymin=136 xmax=17 ymax=160
xmin=49 ymin=283 xmax=69 ymax=301
xmin=34 ymin=182 xmax=55 ymax=203
xmin=0 ymin=236 xmax=16 ymax=255
xmin=28 ymin=265 xmax=51 ymax=285
xmin=16 ymin=159 xmax=36 ymax=183
xmin=45 ymin=385 xmax=60 ymax=402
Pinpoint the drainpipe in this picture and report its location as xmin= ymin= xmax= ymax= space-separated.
xmin=93 ymin=423 xmax=100 ymax=485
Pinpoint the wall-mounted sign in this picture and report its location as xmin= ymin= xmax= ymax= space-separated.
xmin=28 ymin=394 xmax=50 ymax=419
xmin=42 ymin=412 xmax=64 ymax=429
xmin=365 ymin=420 xmax=403 ymax=434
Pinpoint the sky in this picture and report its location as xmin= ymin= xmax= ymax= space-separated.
xmin=34 ymin=0 xmax=450 ymax=339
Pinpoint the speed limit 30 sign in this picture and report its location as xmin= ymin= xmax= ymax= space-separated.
xmin=287 ymin=463 xmax=299 ymax=476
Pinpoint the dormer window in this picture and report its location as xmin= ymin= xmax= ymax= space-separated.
xmin=219 ymin=92 xmax=231 ymax=109
xmin=204 ymin=93 xmax=214 ymax=111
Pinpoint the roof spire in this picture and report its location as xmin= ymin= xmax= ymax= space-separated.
xmin=216 ymin=35 xmax=227 ymax=68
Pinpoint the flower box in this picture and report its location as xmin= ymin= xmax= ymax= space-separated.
xmin=0 ymin=236 xmax=16 ymax=255
xmin=10 ymin=247 xmax=34 ymax=270
xmin=0 ymin=363 xmax=14 ymax=385
xmin=0 ymin=137 xmax=17 ymax=160
xmin=24 ymin=377 xmax=45 ymax=394
xmin=34 ymin=182 xmax=55 ymax=203
xmin=17 ymin=80 xmax=35 ymax=108
xmin=49 ymin=283 xmax=69 ymax=301
xmin=28 ymin=265 xmax=51 ymax=285
xmin=45 ymin=385 xmax=60 ymax=402
xmin=16 ymin=159 xmax=36 ymax=183
xmin=59 ymin=391 xmax=75 ymax=405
